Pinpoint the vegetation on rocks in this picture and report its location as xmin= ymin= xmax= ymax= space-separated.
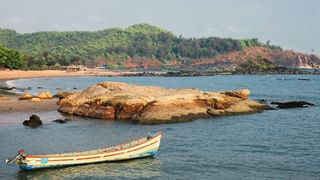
xmin=237 ymin=55 xmax=280 ymax=73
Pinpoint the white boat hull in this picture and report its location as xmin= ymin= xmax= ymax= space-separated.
xmin=17 ymin=132 xmax=162 ymax=170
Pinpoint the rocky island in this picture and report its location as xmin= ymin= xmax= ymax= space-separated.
xmin=57 ymin=82 xmax=271 ymax=124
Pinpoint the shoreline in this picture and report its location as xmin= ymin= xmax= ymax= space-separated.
xmin=1 ymin=69 xmax=318 ymax=82
xmin=0 ymin=70 xmax=68 ymax=126
xmin=0 ymin=94 xmax=60 ymax=126
xmin=0 ymin=69 xmax=127 ymax=81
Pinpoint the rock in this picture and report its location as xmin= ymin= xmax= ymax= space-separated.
xmin=222 ymin=89 xmax=250 ymax=100
xmin=54 ymin=91 xmax=76 ymax=99
xmin=208 ymin=100 xmax=272 ymax=116
xmin=271 ymin=101 xmax=315 ymax=109
xmin=53 ymin=119 xmax=66 ymax=123
xmin=297 ymin=78 xmax=310 ymax=81
xmin=37 ymin=91 xmax=53 ymax=99
xmin=23 ymin=114 xmax=42 ymax=127
xmin=53 ymin=118 xmax=72 ymax=123
xmin=57 ymin=82 xmax=271 ymax=124
xmin=18 ymin=92 xmax=33 ymax=100
xmin=31 ymin=97 xmax=41 ymax=102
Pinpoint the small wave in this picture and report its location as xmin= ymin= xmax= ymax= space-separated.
xmin=5 ymin=80 xmax=15 ymax=88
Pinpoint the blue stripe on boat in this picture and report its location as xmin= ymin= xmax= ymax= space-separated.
xmin=19 ymin=165 xmax=34 ymax=170
xmin=146 ymin=151 xmax=158 ymax=156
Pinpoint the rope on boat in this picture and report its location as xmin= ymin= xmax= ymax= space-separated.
xmin=5 ymin=149 xmax=26 ymax=165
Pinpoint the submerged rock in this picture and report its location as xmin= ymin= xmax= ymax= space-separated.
xmin=271 ymin=101 xmax=315 ymax=109
xmin=53 ymin=118 xmax=72 ymax=124
xmin=57 ymin=82 xmax=271 ymax=124
xmin=53 ymin=119 xmax=66 ymax=123
xmin=23 ymin=114 xmax=42 ymax=127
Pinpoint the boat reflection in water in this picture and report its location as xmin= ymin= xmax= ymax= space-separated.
xmin=17 ymin=158 xmax=162 ymax=179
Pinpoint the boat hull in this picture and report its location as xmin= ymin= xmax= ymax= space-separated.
xmin=18 ymin=132 xmax=162 ymax=170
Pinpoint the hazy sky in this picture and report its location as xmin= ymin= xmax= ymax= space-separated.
xmin=0 ymin=0 xmax=319 ymax=54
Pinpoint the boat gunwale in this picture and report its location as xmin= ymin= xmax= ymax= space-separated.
xmin=26 ymin=132 xmax=162 ymax=159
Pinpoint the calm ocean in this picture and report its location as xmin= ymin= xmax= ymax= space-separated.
xmin=1 ymin=75 xmax=320 ymax=179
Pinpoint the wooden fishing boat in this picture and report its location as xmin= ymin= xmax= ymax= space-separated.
xmin=6 ymin=132 xmax=162 ymax=170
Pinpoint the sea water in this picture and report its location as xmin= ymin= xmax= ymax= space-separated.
xmin=1 ymin=75 xmax=319 ymax=179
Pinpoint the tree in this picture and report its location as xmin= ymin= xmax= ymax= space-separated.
xmin=0 ymin=45 xmax=25 ymax=69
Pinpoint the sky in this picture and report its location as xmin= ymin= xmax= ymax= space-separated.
xmin=0 ymin=0 xmax=319 ymax=54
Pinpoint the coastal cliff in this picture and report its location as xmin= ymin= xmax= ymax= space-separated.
xmin=57 ymin=82 xmax=271 ymax=124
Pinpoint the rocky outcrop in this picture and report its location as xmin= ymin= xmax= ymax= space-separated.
xmin=18 ymin=92 xmax=33 ymax=100
xmin=222 ymin=89 xmax=250 ymax=100
xmin=57 ymin=82 xmax=271 ymax=124
xmin=22 ymin=114 xmax=42 ymax=127
xmin=189 ymin=46 xmax=320 ymax=70
xmin=271 ymin=101 xmax=314 ymax=109
xmin=19 ymin=91 xmax=53 ymax=101
xmin=37 ymin=91 xmax=53 ymax=99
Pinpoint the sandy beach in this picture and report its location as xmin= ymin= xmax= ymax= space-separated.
xmin=0 ymin=69 xmax=120 ymax=114
xmin=0 ymin=69 xmax=125 ymax=80
xmin=0 ymin=93 xmax=61 ymax=126
xmin=0 ymin=95 xmax=58 ymax=113
xmin=0 ymin=70 xmax=109 ymax=126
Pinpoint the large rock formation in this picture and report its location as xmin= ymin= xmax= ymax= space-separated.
xmin=57 ymin=82 xmax=271 ymax=124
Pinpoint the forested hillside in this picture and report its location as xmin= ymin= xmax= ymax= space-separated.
xmin=2 ymin=23 xmax=317 ymax=70
xmin=0 ymin=24 xmax=276 ymax=69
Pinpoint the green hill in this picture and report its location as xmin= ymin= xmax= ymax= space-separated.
xmin=0 ymin=24 xmax=277 ymax=70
